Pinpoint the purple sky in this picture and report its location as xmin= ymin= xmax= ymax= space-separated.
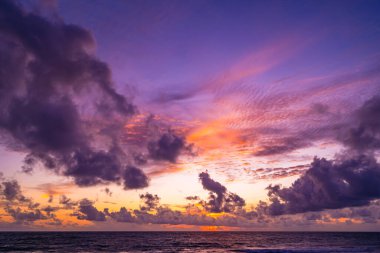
xmin=1 ymin=0 xmax=380 ymax=231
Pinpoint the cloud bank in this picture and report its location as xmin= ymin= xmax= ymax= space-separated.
xmin=0 ymin=0 xmax=190 ymax=191
xmin=263 ymin=95 xmax=380 ymax=215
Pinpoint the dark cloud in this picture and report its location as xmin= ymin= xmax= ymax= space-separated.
xmin=0 ymin=177 xmax=254 ymax=228
xmin=105 ymin=207 xmax=134 ymax=222
xmin=339 ymin=95 xmax=380 ymax=151
xmin=199 ymin=172 xmax=245 ymax=213
xmin=199 ymin=172 xmax=225 ymax=194
xmin=42 ymin=205 xmax=58 ymax=217
xmin=185 ymin=196 xmax=200 ymax=201
xmin=46 ymin=218 xmax=63 ymax=226
xmin=64 ymin=148 xmax=125 ymax=187
xmin=139 ymin=193 xmax=160 ymax=211
xmin=101 ymin=193 xmax=214 ymax=226
xmin=303 ymin=212 xmax=322 ymax=221
xmin=223 ymin=193 xmax=246 ymax=213
xmin=1 ymin=180 xmax=28 ymax=202
xmin=305 ymin=201 xmax=380 ymax=224
xmin=0 ymin=0 xmax=133 ymax=115
xmin=0 ymin=0 xmax=151 ymax=190
xmin=265 ymin=155 xmax=380 ymax=215
xmin=101 ymin=193 xmax=237 ymax=227
xmin=4 ymin=206 xmax=46 ymax=224
xmin=123 ymin=166 xmax=149 ymax=189
xmin=147 ymin=131 xmax=189 ymax=163
xmin=133 ymin=153 xmax=148 ymax=165
xmin=59 ymin=195 xmax=76 ymax=208
xmin=4 ymin=177 xmax=377 ymax=229
xmin=112 ymin=205 xmax=255 ymax=228
xmin=0 ymin=178 xmax=60 ymax=225
xmin=76 ymin=199 xmax=106 ymax=221
xmin=104 ymin=187 xmax=112 ymax=197
xmin=346 ymin=201 xmax=380 ymax=224
xmin=199 ymin=171 xmax=226 ymax=213
xmin=134 ymin=207 xmax=213 ymax=226
xmin=260 ymin=95 xmax=380 ymax=216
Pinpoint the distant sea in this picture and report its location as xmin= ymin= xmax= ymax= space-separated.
xmin=0 ymin=232 xmax=380 ymax=252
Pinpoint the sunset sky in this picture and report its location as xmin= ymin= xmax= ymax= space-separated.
xmin=1 ymin=0 xmax=380 ymax=231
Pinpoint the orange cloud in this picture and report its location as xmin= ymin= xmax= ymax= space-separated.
xmin=148 ymin=165 xmax=185 ymax=177
xmin=187 ymin=118 xmax=246 ymax=151
xmin=200 ymin=225 xmax=239 ymax=231
xmin=33 ymin=182 xmax=75 ymax=196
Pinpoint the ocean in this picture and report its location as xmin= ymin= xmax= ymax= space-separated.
xmin=0 ymin=232 xmax=379 ymax=252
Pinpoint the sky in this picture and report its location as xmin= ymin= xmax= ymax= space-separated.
xmin=1 ymin=0 xmax=380 ymax=231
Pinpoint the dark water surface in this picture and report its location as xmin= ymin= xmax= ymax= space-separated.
xmin=0 ymin=232 xmax=380 ymax=252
